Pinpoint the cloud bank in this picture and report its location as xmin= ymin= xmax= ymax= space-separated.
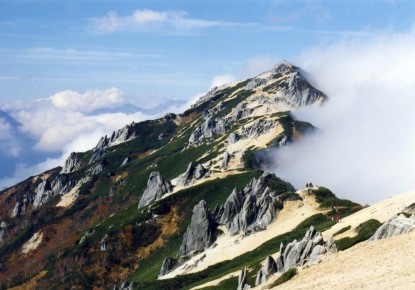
xmin=0 ymin=88 xmax=166 ymax=189
xmin=268 ymin=29 xmax=415 ymax=204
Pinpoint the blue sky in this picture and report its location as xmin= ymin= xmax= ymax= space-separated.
xmin=1 ymin=0 xmax=414 ymax=103
xmin=2 ymin=0 xmax=415 ymax=199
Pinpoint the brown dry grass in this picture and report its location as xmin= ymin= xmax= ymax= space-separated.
xmin=136 ymin=206 xmax=180 ymax=261
xmin=8 ymin=270 xmax=47 ymax=290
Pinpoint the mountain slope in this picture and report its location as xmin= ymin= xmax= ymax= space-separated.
xmin=0 ymin=61 xmax=363 ymax=290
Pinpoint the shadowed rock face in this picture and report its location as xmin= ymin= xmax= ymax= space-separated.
xmin=179 ymin=200 xmax=216 ymax=257
xmin=237 ymin=267 xmax=249 ymax=290
xmin=175 ymin=162 xmax=206 ymax=187
xmin=369 ymin=215 xmax=415 ymax=241
xmin=138 ymin=172 xmax=172 ymax=209
xmin=159 ymin=257 xmax=177 ymax=278
xmin=255 ymin=256 xmax=277 ymax=286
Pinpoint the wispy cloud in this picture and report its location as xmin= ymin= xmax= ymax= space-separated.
xmin=89 ymin=9 xmax=257 ymax=34
xmin=0 ymin=47 xmax=163 ymax=64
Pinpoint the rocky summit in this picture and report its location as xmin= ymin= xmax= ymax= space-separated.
xmin=0 ymin=61 xmax=413 ymax=290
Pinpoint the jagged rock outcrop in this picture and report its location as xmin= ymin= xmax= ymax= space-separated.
xmin=87 ymin=160 xmax=107 ymax=175
xmin=175 ymin=162 xmax=206 ymax=187
xmin=369 ymin=215 xmax=415 ymax=241
xmin=254 ymin=226 xmax=337 ymax=286
xmin=61 ymin=152 xmax=81 ymax=174
xmin=0 ymin=221 xmax=7 ymax=243
xmin=51 ymin=174 xmax=75 ymax=195
xmin=403 ymin=203 xmax=415 ymax=215
xmin=90 ymin=123 xmax=136 ymax=163
xmin=191 ymin=86 xmax=219 ymax=108
xmin=244 ymin=78 xmax=268 ymax=90
xmin=227 ymin=132 xmax=239 ymax=144
xmin=221 ymin=152 xmax=230 ymax=169
xmin=121 ymin=156 xmax=131 ymax=166
xmin=282 ymin=71 xmax=326 ymax=107
xmin=138 ymin=172 xmax=172 ymax=209
xmin=271 ymin=61 xmax=293 ymax=74
xmin=217 ymin=172 xmax=283 ymax=235
xmin=159 ymin=257 xmax=178 ymax=277
xmin=237 ymin=267 xmax=250 ymax=290
xmin=179 ymin=200 xmax=216 ymax=257
xmin=79 ymin=228 xmax=95 ymax=244
xmin=229 ymin=102 xmax=253 ymax=122
xmin=100 ymin=234 xmax=108 ymax=251
xmin=114 ymin=281 xmax=135 ymax=290
xmin=189 ymin=118 xmax=226 ymax=144
xmin=240 ymin=119 xmax=275 ymax=140
xmin=33 ymin=179 xmax=53 ymax=208
xmin=281 ymin=226 xmax=336 ymax=270
xmin=255 ymin=256 xmax=277 ymax=286
xmin=11 ymin=194 xmax=32 ymax=217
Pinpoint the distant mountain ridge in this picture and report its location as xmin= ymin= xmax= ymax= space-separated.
xmin=88 ymin=99 xmax=187 ymax=116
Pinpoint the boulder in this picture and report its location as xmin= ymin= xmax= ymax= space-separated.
xmin=369 ymin=215 xmax=415 ymax=241
xmin=179 ymin=200 xmax=216 ymax=257
xmin=138 ymin=172 xmax=172 ymax=209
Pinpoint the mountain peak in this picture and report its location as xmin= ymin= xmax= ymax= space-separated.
xmin=271 ymin=60 xmax=295 ymax=74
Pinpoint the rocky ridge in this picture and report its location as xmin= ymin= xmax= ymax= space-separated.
xmin=369 ymin=214 xmax=415 ymax=241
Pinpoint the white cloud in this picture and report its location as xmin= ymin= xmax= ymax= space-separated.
xmin=0 ymin=118 xmax=12 ymax=140
xmin=89 ymin=9 xmax=255 ymax=33
xmin=49 ymin=87 xmax=124 ymax=112
xmin=268 ymin=28 xmax=415 ymax=204
xmin=210 ymin=74 xmax=236 ymax=89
